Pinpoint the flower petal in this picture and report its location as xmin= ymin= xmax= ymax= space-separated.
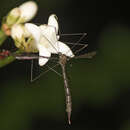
xmin=11 ymin=24 xmax=24 ymax=39
xmin=38 ymin=44 xmax=51 ymax=66
xmin=25 ymin=23 xmax=41 ymax=43
xmin=39 ymin=25 xmax=58 ymax=53
xmin=48 ymin=14 xmax=59 ymax=35
xmin=56 ymin=41 xmax=74 ymax=58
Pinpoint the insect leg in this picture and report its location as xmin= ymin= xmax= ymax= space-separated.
xmin=70 ymin=33 xmax=87 ymax=50
xmin=30 ymin=59 xmax=33 ymax=82
xmin=74 ymin=44 xmax=88 ymax=55
xmin=31 ymin=63 xmax=60 ymax=82
xmin=60 ymin=33 xmax=87 ymax=36
xmin=46 ymin=65 xmax=62 ymax=77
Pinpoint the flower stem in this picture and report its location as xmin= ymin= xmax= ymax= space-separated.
xmin=0 ymin=28 xmax=7 ymax=46
xmin=0 ymin=50 xmax=21 ymax=68
xmin=0 ymin=55 xmax=15 ymax=68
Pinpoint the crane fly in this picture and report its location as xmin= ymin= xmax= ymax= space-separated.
xmin=0 ymin=33 xmax=96 ymax=125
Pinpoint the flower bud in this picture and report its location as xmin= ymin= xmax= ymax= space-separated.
xmin=5 ymin=1 xmax=37 ymax=26
xmin=6 ymin=8 xmax=20 ymax=26
xmin=18 ymin=1 xmax=38 ymax=23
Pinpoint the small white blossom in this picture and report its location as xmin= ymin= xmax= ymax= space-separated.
xmin=19 ymin=1 xmax=38 ymax=23
xmin=40 ymin=14 xmax=74 ymax=57
xmin=39 ymin=24 xmax=74 ymax=58
xmin=25 ymin=14 xmax=74 ymax=66
xmin=11 ymin=24 xmax=38 ymax=52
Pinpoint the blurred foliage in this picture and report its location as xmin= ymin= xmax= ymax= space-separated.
xmin=0 ymin=0 xmax=130 ymax=130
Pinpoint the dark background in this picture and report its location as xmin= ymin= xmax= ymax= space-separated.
xmin=0 ymin=0 xmax=130 ymax=130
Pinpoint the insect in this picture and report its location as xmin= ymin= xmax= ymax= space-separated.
xmin=0 ymin=37 xmax=96 ymax=125
xmin=0 ymin=14 xmax=96 ymax=124
xmin=11 ymin=36 xmax=96 ymax=125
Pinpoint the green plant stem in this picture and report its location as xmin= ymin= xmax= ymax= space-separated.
xmin=0 ymin=28 xmax=7 ymax=46
xmin=0 ymin=55 xmax=15 ymax=68
xmin=0 ymin=50 xmax=21 ymax=68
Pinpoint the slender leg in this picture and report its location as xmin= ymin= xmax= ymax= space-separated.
xmin=70 ymin=33 xmax=87 ymax=50
xmin=65 ymin=42 xmax=87 ymax=46
xmin=64 ymin=33 xmax=87 ymax=57
xmin=30 ymin=60 xmax=33 ymax=82
xmin=46 ymin=65 xmax=62 ymax=77
xmin=31 ymin=63 xmax=60 ymax=82
xmin=74 ymin=44 xmax=88 ymax=55
xmin=60 ymin=33 xmax=87 ymax=36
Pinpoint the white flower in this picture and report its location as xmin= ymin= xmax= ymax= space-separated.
xmin=40 ymin=14 xmax=74 ymax=57
xmin=40 ymin=24 xmax=74 ymax=57
xmin=11 ymin=24 xmax=38 ymax=52
xmin=25 ymin=14 xmax=74 ymax=66
xmin=18 ymin=1 xmax=38 ymax=23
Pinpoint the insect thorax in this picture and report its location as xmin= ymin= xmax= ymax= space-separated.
xmin=59 ymin=53 xmax=68 ymax=65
